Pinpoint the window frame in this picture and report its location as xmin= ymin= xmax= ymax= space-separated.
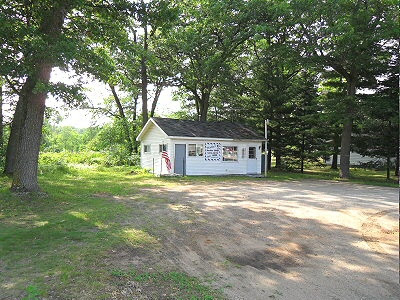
xmin=188 ymin=143 xmax=204 ymax=157
xmin=143 ymin=144 xmax=151 ymax=153
xmin=159 ymin=144 xmax=168 ymax=153
xmin=248 ymin=146 xmax=256 ymax=159
xmin=222 ymin=146 xmax=238 ymax=162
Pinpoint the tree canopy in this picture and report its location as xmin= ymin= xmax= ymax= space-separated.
xmin=0 ymin=0 xmax=398 ymax=191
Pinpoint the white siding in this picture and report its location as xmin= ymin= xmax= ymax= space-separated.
xmin=140 ymin=123 xmax=171 ymax=175
xmin=327 ymin=152 xmax=392 ymax=166
xmin=170 ymin=138 xmax=262 ymax=175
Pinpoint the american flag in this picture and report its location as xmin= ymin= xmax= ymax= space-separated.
xmin=162 ymin=151 xmax=172 ymax=172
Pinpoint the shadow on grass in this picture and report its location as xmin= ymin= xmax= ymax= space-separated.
xmin=0 ymin=167 xmax=220 ymax=299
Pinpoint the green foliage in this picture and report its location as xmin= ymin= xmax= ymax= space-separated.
xmin=41 ymin=124 xmax=99 ymax=153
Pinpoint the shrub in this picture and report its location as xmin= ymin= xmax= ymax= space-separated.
xmin=39 ymin=150 xmax=141 ymax=170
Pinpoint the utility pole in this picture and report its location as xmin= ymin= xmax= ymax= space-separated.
xmin=264 ymin=119 xmax=269 ymax=178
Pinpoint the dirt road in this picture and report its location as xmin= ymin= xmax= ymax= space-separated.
xmin=116 ymin=180 xmax=399 ymax=300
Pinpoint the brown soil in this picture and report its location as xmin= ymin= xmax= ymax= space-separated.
xmin=108 ymin=180 xmax=399 ymax=300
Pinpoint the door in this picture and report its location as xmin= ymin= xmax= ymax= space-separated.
xmin=174 ymin=144 xmax=186 ymax=175
xmin=247 ymin=146 xmax=257 ymax=174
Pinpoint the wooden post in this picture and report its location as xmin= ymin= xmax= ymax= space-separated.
xmin=152 ymin=158 xmax=154 ymax=174
xmin=160 ymin=156 xmax=162 ymax=176
xmin=183 ymin=158 xmax=186 ymax=177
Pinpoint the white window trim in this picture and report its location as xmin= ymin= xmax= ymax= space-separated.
xmin=248 ymin=146 xmax=256 ymax=159
xmin=143 ymin=144 xmax=151 ymax=154
xmin=159 ymin=144 xmax=168 ymax=153
xmin=222 ymin=145 xmax=238 ymax=162
xmin=188 ymin=143 xmax=204 ymax=157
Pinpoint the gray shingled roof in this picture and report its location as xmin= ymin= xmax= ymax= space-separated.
xmin=152 ymin=117 xmax=265 ymax=140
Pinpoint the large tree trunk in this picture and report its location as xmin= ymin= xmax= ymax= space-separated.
xmin=339 ymin=78 xmax=356 ymax=179
xmin=300 ymin=133 xmax=305 ymax=173
xmin=395 ymin=148 xmax=399 ymax=177
xmin=274 ymin=128 xmax=282 ymax=168
xmin=199 ymin=92 xmax=210 ymax=121
xmin=110 ymin=84 xmax=134 ymax=155
xmin=150 ymin=82 xmax=164 ymax=118
xmin=331 ymin=133 xmax=339 ymax=169
xmin=339 ymin=119 xmax=352 ymax=178
xmin=11 ymin=1 xmax=68 ymax=192
xmin=4 ymin=90 xmax=27 ymax=175
xmin=386 ymin=156 xmax=390 ymax=180
xmin=11 ymin=63 xmax=52 ymax=192
xmin=141 ymin=23 xmax=148 ymax=127
xmin=133 ymin=95 xmax=139 ymax=153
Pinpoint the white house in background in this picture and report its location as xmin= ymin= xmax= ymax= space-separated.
xmin=136 ymin=117 xmax=265 ymax=176
xmin=326 ymin=152 xmax=390 ymax=166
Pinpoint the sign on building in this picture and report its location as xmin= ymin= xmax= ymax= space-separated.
xmin=204 ymin=142 xmax=222 ymax=161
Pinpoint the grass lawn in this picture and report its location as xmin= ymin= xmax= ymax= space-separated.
xmin=0 ymin=165 xmax=397 ymax=299
xmin=0 ymin=166 xmax=220 ymax=299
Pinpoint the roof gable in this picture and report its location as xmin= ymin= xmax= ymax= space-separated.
xmin=136 ymin=118 xmax=168 ymax=141
xmin=150 ymin=117 xmax=264 ymax=140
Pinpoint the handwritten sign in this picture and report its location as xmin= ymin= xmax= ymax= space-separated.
xmin=205 ymin=142 xmax=222 ymax=161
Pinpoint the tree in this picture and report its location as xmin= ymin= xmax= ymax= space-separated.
xmin=289 ymin=0 xmax=398 ymax=178
xmin=283 ymin=71 xmax=330 ymax=173
xmin=353 ymin=62 xmax=399 ymax=179
xmin=318 ymin=73 xmax=348 ymax=170
xmin=0 ymin=0 xmax=135 ymax=192
xmin=168 ymin=0 xmax=269 ymax=121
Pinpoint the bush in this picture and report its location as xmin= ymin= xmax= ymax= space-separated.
xmin=104 ymin=147 xmax=140 ymax=167
xmin=39 ymin=151 xmax=108 ymax=166
xmin=39 ymin=150 xmax=141 ymax=171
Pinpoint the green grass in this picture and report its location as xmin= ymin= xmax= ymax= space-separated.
xmin=110 ymin=268 xmax=222 ymax=299
xmin=0 ymin=166 xmax=184 ymax=299
xmin=0 ymin=164 xmax=396 ymax=298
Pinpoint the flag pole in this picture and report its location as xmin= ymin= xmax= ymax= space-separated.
xmin=264 ymin=119 xmax=269 ymax=178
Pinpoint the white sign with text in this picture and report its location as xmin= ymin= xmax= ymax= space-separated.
xmin=204 ymin=142 xmax=222 ymax=161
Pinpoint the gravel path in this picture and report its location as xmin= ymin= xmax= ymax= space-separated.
xmin=119 ymin=180 xmax=399 ymax=300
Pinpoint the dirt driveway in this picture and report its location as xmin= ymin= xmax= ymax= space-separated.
xmin=116 ymin=180 xmax=399 ymax=300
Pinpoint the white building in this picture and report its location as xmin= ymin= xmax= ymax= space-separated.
xmin=326 ymin=152 xmax=392 ymax=166
xmin=136 ymin=117 xmax=265 ymax=176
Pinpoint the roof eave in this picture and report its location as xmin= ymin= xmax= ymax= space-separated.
xmin=168 ymin=136 xmax=266 ymax=141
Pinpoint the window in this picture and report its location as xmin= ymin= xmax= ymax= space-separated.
xmin=223 ymin=146 xmax=238 ymax=161
xmin=144 ymin=145 xmax=150 ymax=153
xmin=159 ymin=144 xmax=168 ymax=152
xmin=249 ymin=147 xmax=256 ymax=159
xmin=241 ymin=148 xmax=246 ymax=159
xmin=188 ymin=144 xmax=203 ymax=156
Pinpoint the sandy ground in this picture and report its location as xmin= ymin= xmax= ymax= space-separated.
xmin=114 ymin=180 xmax=399 ymax=300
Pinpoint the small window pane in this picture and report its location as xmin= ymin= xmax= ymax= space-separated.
xmin=144 ymin=145 xmax=150 ymax=153
xmin=249 ymin=147 xmax=256 ymax=159
xmin=196 ymin=144 xmax=203 ymax=156
xmin=188 ymin=144 xmax=196 ymax=156
xmin=159 ymin=144 xmax=167 ymax=152
xmin=223 ymin=146 xmax=238 ymax=161
xmin=241 ymin=148 xmax=246 ymax=159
